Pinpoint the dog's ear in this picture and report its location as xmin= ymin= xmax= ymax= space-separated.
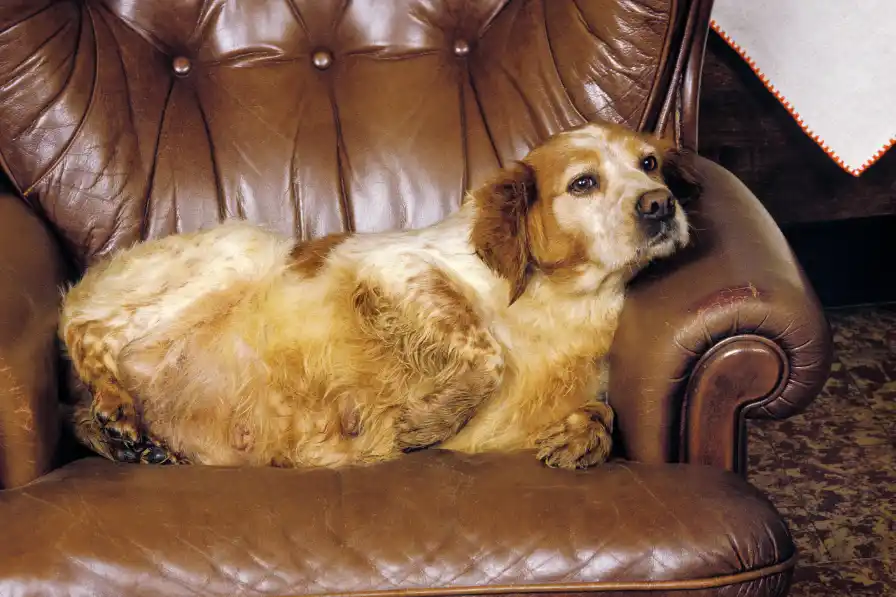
xmin=662 ymin=147 xmax=702 ymax=205
xmin=470 ymin=161 xmax=537 ymax=305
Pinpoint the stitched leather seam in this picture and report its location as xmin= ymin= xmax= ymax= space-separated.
xmin=540 ymin=0 xmax=586 ymax=126
xmin=467 ymin=65 xmax=503 ymax=169
xmin=655 ymin=0 xmax=700 ymax=139
xmin=457 ymin=65 xmax=469 ymax=199
xmin=24 ymin=2 xmax=97 ymax=197
xmin=679 ymin=0 xmax=713 ymax=149
xmin=194 ymin=87 xmax=237 ymax=221
xmin=288 ymin=97 xmax=306 ymax=238
xmin=638 ymin=0 xmax=677 ymax=132
xmin=280 ymin=553 xmax=797 ymax=597
xmin=327 ymin=77 xmax=355 ymax=233
xmin=138 ymin=76 xmax=175 ymax=240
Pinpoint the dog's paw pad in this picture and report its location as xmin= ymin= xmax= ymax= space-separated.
xmin=113 ymin=438 xmax=185 ymax=465
xmin=139 ymin=435 xmax=188 ymax=465
xmin=112 ymin=445 xmax=140 ymax=463
xmin=395 ymin=426 xmax=437 ymax=452
xmin=394 ymin=415 xmax=448 ymax=452
xmin=139 ymin=445 xmax=171 ymax=464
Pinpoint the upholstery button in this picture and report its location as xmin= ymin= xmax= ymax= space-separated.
xmin=172 ymin=56 xmax=192 ymax=77
xmin=453 ymin=39 xmax=471 ymax=57
xmin=312 ymin=50 xmax=333 ymax=70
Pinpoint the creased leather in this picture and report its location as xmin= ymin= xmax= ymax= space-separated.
xmin=609 ymin=156 xmax=832 ymax=466
xmin=0 ymin=453 xmax=795 ymax=597
xmin=0 ymin=0 xmax=673 ymax=267
xmin=0 ymin=192 xmax=67 ymax=489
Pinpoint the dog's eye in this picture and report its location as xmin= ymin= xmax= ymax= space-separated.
xmin=641 ymin=155 xmax=658 ymax=172
xmin=568 ymin=174 xmax=598 ymax=195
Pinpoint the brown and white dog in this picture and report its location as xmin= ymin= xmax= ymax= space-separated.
xmin=60 ymin=122 xmax=699 ymax=470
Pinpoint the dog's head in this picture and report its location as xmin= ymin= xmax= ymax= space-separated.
xmin=471 ymin=122 xmax=700 ymax=303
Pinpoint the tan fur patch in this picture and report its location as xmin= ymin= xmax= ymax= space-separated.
xmin=352 ymin=270 xmax=503 ymax=450
xmin=523 ymin=145 xmax=593 ymax=273
xmin=468 ymin=155 xmax=591 ymax=303
xmin=469 ymin=162 xmax=535 ymax=305
xmin=289 ymin=233 xmax=349 ymax=276
xmin=63 ymin=321 xmax=141 ymax=443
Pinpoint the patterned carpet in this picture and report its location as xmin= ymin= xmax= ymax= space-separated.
xmin=747 ymin=306 xmax=895 ymax=595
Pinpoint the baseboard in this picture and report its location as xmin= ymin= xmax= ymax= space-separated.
xmin=782 ymin=216 xmax=896 ymax=308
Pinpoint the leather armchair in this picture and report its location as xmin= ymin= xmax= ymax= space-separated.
xmin=0 ymin=2 xmax=831 ymax=596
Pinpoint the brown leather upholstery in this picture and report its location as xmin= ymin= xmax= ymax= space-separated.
xmin=610 ymin=157 xmax=833 ymax=473
xmin=0 ymin=191 xmax=67 ymax=489
xmin=0 ymin=454 xmax=795 ymax=597
xmin=0 ymin=2 xmax=829 ymax=596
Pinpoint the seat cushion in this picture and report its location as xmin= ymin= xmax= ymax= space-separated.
xmin=0 ymin=452 xmax=794 ymax=597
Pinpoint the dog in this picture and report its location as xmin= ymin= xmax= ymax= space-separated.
xmin=59 ymin=122 xmax=700 ymax=470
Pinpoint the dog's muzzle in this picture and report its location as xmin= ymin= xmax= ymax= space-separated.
xmin=636 ymin=190 xmax=678 ymax=241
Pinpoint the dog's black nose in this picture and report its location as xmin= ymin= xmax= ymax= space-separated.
xmin=636 ymin=190 xmax=675 ymax=222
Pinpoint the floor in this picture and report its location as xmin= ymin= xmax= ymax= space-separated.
xmin=747 ymin=306 xmax=895 ymax=595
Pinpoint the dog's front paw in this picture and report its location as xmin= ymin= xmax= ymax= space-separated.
xmin=535 ymin=403 xmax=614 ymax=470
xmin=394 ymin=411 xmax=451 ymax=452
xmin=91 ymin=391 xmax=140 ymax=443
xmin=394 ymin=383 xmax=484 ymax=452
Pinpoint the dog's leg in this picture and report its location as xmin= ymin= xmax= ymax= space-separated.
xmin=353 ymin=271 xmax=504 ymax=451
xmin=394 ymin=370 xmax=500 ymax=451
xmin=63 ymin=322 xmax=189 ymax=464
xmin=535 ymin=392 xmax=614 ymax=469
xmin=70 ymin=399 xmax=186 ymax=464
xmin=62 ymin=323 xmax=142 ymax=444
xmin=66 ymin=361 xmax=187 ymax=464
xmin=69 ymin=398 xmax=116 ymax=460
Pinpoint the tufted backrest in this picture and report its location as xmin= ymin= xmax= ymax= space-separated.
xmin=0 ymin=0 xmax=709 ymax=270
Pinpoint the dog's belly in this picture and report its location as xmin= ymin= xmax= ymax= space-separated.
xmin=120 ymin=275 xmax=413 ymax=468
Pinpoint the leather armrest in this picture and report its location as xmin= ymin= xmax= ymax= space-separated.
xmin=0 ymin=192 xmax=67 ymax=489
xmin=609 ymin=157 xmax=833 ymax=474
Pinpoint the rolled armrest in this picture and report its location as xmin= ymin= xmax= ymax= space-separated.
xmin=609 ymin=157 xmax=832 ymax=473
xmin=0 ymin=192 xmax=67 ymax=489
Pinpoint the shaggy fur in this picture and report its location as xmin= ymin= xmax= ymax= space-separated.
xmin=60 ymin=122 xmax=700 ymax=470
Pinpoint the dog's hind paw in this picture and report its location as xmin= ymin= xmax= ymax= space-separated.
xmin=91 ymin=391 xmax=140 ymax=444
xmin=111 ymin=436 xmax=188 ymax=465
